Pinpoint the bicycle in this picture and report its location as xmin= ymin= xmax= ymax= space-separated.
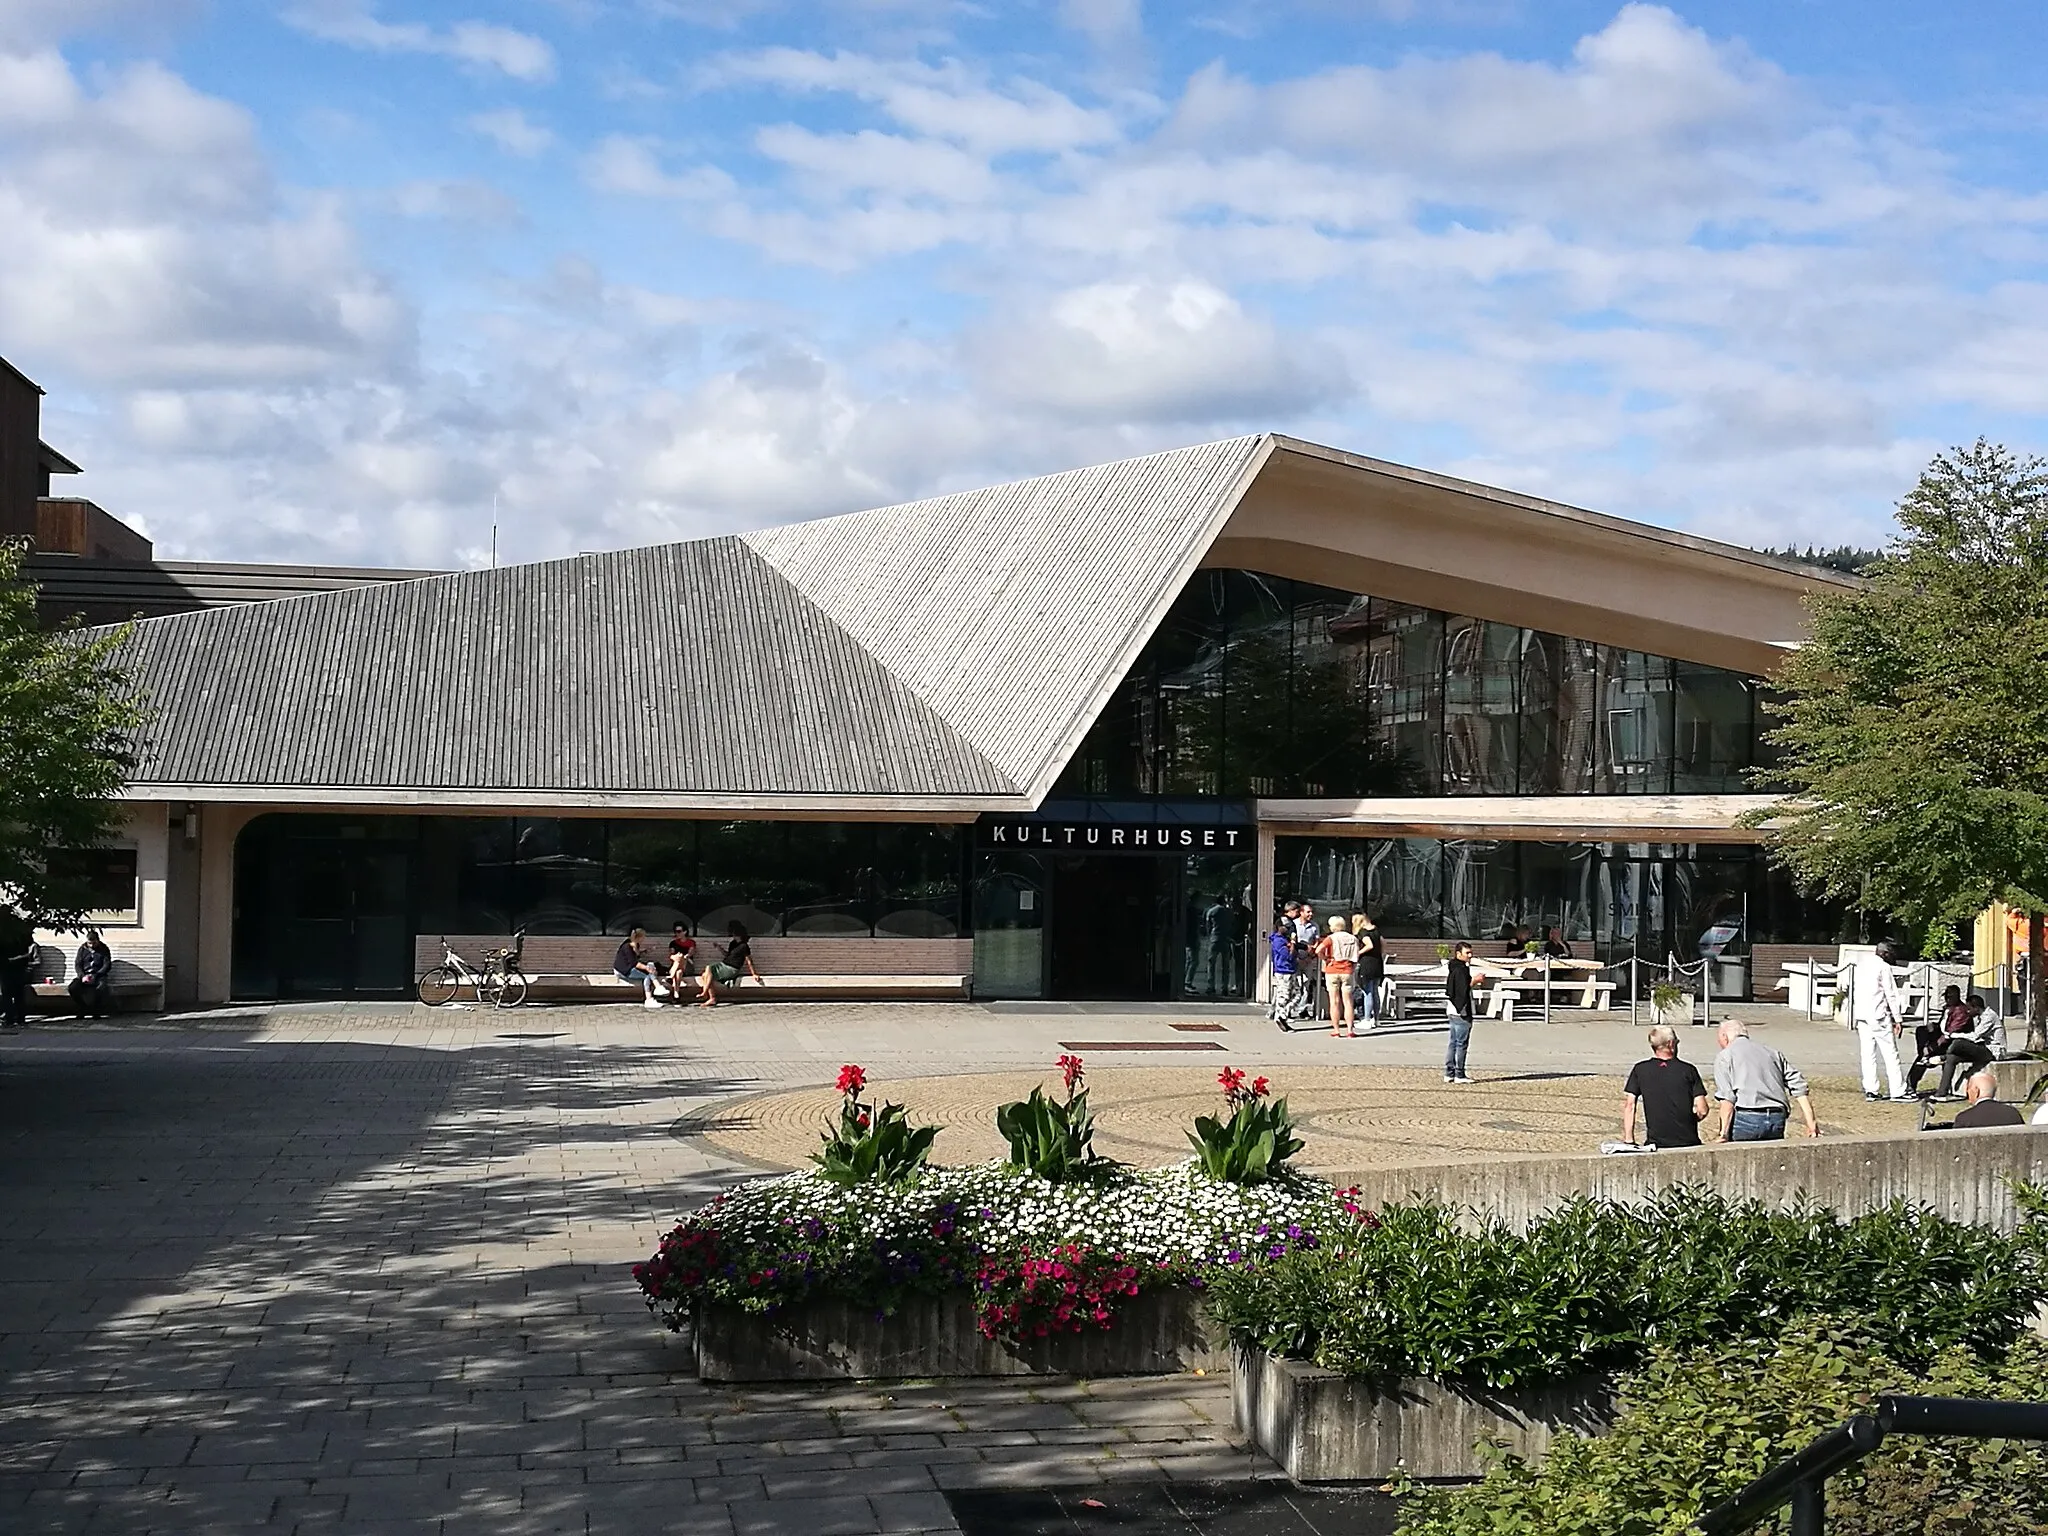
xmin=417 ymin=931 xmax=529 ymax=1009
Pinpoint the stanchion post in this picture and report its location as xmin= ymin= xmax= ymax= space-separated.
xmin=1543 ymin=951 xmax=1552 ymax=1027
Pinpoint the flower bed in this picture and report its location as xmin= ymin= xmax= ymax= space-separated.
xmin=636 ymin=1160 xmax=1345 ymax=1341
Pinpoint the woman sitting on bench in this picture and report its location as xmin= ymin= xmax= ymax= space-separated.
xmin=612 ymin=929 xmax=669 ymax=1010
xmin=699 ymin=921 xmax=764 ymax=1008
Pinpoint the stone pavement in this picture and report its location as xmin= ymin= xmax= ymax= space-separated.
xmin=0 ymin=999 xmax=1882 ymax=1534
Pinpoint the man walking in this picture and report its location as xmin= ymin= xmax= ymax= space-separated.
xmin=1444 ymin=940 xmax=1475 ymax=1084
xmin=1848 ymin=942 xmax=1912 ymax=1101
xmin=1621 ymin=1025 xmax=1709 ymax=1147
xmin=1712 ymin=1019 xmax=1819 ymax=1141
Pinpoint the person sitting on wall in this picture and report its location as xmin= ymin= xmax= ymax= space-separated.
xmin=1909 ymin=984 xmax=1993 ymax=1098
xmin=666 ymin=924 xmax=698 ymax=1000
xmin=611 ymin=928 xmax=669 ymax=1010
xmin=1926 ymin=1069 xmax=2026 ymax=1129
xmin=699 ymin=921 xmax=764 ymax=1008
xmin=68 ymin=928 xmax=114 ymax=1019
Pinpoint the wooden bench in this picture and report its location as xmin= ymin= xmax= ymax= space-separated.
xmin=560 ymin=972 xmax=967 ymax=1002
xmin=27 ymin=948 xmax=160 ymax=1014
xmin=415 ymin=934 xmax=975 ymax=1006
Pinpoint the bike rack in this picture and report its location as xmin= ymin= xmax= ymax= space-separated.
xmin=1695 ymin=1395 xmax=2048 ymax=1535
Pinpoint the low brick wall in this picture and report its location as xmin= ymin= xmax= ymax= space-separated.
xmin=414 ymin=934 xmax=973 ymax=980
xmin=1232 ymin=1343 xmax=1613 ymax=1482
xmin=695 ymin=1289 xmax=1225 ymax=1382
xmin=1327 ymin=1123 xmax=2048 ymax=1234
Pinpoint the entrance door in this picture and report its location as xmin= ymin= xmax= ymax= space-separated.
xmin=265 ymin=830 xmax=415 ymax=999
xmin=1049 ymin=856 xmax=1162 ymax=999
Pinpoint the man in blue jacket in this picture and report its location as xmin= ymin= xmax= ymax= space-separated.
xmin=1269 ymin=903 xmax=1300 ymax=1028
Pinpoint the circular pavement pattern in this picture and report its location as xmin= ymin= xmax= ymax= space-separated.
xmin=688 ymin=1064 xmax=1912 ymax=1174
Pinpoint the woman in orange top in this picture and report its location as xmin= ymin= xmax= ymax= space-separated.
xmin=1316 ymin=914 xmax=1360 ymax=1038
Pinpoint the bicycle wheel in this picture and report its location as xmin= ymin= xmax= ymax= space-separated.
xmin=495 ymin=969 xmax=529 ymax=1009
xmin=418 ymin=966 xmax=461 ymax=1007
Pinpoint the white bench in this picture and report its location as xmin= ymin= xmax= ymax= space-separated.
xmin=1485 ymin=978 xmax=1617 ymax=1021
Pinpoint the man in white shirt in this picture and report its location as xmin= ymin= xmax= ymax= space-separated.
xmin=1848 ymin=943 xmax=1912 ymax=1101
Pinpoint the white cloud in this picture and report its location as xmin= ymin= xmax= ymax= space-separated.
xmin=701 ymin=49 xmax=1125 ymax=155
xmin=966 ymin=279 xmax=1348 ymax=423
xmin=0 ymin=53 xmax=408 ymax=388
xmin=465 ymin=107 xmax=554 ymax=157
xmin=285 ymin=2 xmax=556 ymax=82
xmin=386 ymin=178 xmax=522 ymax=224
xmin=582 ymin=135 xmax=734 ymax=200
xmin=0 ymin=0 xmax=199 ymax=50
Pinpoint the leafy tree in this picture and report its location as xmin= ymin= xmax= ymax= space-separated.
xmin=0 ymin=540 xmax=146 ymax=927
xmin=1752 ymin=441 xmax=2048 ymax=1052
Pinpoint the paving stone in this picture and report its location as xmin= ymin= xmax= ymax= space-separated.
xmin=868 ymin=1490 xmax=961 ymax=1533
xmin=730 ymin=1493 xmax=879 ymax=1536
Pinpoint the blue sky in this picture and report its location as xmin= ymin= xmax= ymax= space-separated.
xmin=3 ymin=1 xmax=2046 ymax=568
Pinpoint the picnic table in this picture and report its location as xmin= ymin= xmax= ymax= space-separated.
xmin=1382 ymin=959 xmax=1616 ymax=1021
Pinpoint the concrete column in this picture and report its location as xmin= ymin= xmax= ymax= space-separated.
xmin=1253 ymin=824 xmax=1276 ymax=1005
xmin=195 ymin=804 xmax=260 ymax=1005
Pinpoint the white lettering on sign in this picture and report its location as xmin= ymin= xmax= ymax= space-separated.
xmin=1203 ymin=829 xmax=1215 ymax=847
xmin=1111 ymin=829 xmax=1125 ymax=845
xmin=979 ymin=821 xmax=1254 ymax=851
xmin=990 ymin=825 xmax=1006 ymax=843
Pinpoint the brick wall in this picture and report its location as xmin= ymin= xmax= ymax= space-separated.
xmin=413 ymin=934 xmax=973 ymax=978
xmin=1752 ymin=943 xmax=1841 ymax=999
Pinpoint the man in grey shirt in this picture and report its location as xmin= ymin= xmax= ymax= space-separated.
xmin=1712 ymin=1019 xmax=1820 ymax=1141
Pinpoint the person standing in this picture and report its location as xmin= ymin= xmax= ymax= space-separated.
xmin=1268 ymin=908 xmax=1299 ymax=1030
xmin=1621 ymin=1025 xmax=1709 ymax=1147
xmin=1712 ymin=1019 xmax=1819 ymax=1141
xmin=1316 ymin=915 xmax=1359 ymax=1037
xmin=1293 ymin=903 xmax=1320 ymax=1021
xmin=1444 ymin=940 xmax=1475 ymax=1084
xmin=0 ymin=906 xmax=34 ymax=1031
xmin=1848 ymin=942 xmax=1912 ymax=1102
xmin=1352 ymin=911 xmax=1384 ymax=1031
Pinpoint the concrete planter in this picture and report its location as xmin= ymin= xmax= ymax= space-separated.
xmin=1232 ymin=1341 xmax=1614 ymax=1482
xmin=696 ymin=1287 xmax=1226 ymax=1382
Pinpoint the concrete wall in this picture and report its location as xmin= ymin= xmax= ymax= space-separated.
xmin=1328 ymin=1124 xmax=2048 ymax=1233
xmin=31 ymin=804 xmax=168 ymax=1006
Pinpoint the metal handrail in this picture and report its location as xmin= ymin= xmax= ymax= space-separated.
xmin=1696 ymin=1394 xmax=2048 ymax=1535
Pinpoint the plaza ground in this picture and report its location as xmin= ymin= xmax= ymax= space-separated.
xmin=0 ymin=1000 xmax=1894 ymax=1534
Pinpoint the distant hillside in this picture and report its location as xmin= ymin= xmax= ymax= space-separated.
xmin=1759 ymin=545 xmax=1885 ymax=575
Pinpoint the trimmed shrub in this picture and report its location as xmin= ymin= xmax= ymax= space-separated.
xmin=1205 ymin=1185 xmax=2048 ymax=1388
xmin=1395 ymin=1320 xmax=2048 ymax=1536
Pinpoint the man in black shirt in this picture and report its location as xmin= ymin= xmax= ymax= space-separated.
xmin=1621 ymin=1025 xmax=1709 ymax=1147
xmin=0 ymin=906 xmax=34 ymax=1030
xmin=1444 ymin=941 xmax=1475 ymax=1084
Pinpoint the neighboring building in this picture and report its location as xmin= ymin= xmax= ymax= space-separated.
xmin=4 ymin=353 xmax=437 ymax=629
xmin=54 ymin=435 xmax=1857 ymax=1009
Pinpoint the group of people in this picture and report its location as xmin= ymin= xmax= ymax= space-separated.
xmin=1619 ymin=1011 xmax=2039 ymax=1149
xmin=1846 ymin=942 xmax=2010 ymax=1102
xmin=0 ymin=913 xmax=114 ymax=1029
xmin=1268 ymin=901 xmax=1388 ymax=1039
xmin=611 ymin=922 xmax=761 ymax=1009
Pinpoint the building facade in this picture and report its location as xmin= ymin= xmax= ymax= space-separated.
xmin=39 ymin=434 xmax=1856 ymax=1009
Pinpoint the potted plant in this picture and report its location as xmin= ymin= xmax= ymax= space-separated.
xmin=1649 ymin=978 xmax=1692 ymax=1027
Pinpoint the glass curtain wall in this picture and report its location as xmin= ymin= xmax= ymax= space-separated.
xmin=1056 ymin=572 xmax=1762 ymax=800
xmin=1277 ymin=836 xmax=1855 ymax=966
xmin=254 ymin=814 xmax=964 ymax=940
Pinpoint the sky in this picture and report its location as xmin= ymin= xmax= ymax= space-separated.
xmin=3 ymin=1 xmax=2046 ymax=570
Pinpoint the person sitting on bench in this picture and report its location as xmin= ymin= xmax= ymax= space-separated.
xmin=666 ymin=924 xmax=698 ymax=999
xmin=68 ymin=929 xmax=114 ymax=1019
xmin=699 ymin=921 xmax=763 ymax=1009
xmin=612 ymin=928 xmax=669 ymax=1010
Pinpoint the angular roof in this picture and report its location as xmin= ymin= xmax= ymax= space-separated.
xmin=116 ymin=436 xmax=1268 ymax=811
xmin=111 ymin=432 xmax=1845 ymax=814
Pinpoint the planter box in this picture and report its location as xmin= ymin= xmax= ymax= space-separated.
xmin=696 ymin=1288 xmax=1227 ymax=1382
xmin=1232 ymin=1341 xmax=1614 ymax=1482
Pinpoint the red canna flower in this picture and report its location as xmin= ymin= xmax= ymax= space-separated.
xmin=835 ymin=1063 xmax=867 ymax=1096
xmin=1058 ymin=1053 xmax=1085 ymax=1093
xmin=1251 ymin=1076 xmax=1270 ymax=1098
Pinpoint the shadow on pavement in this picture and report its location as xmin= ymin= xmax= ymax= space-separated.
xmin=948 ymin=1480 xmax=1403 ymax=1535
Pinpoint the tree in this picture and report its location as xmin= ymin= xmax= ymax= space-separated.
xmin=0 ymin=540 xmax=147 ymax=927
xmin=1753 ymin=440 xmax=2048 ymax=1053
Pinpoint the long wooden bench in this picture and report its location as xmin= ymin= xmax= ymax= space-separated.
xmin=414 ymin=934 xmax=974 ymax=1005
xmin=26 ymin=948 xmax=160 ymax=1013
